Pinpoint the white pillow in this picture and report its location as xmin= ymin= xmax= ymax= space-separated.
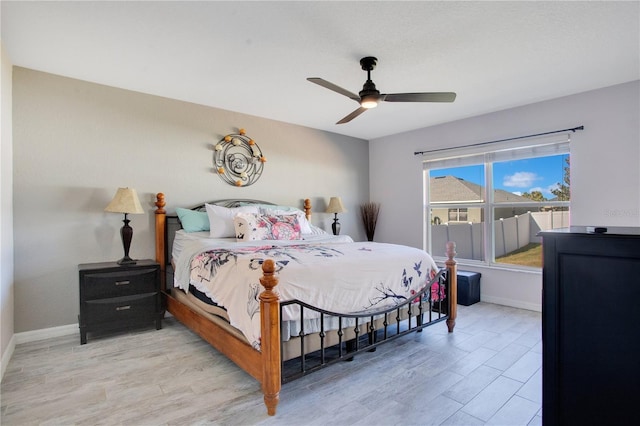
xmin=205 ymin=204 xmax=259 ymax=238
xmin=259 ymin=207 xmax=313 ymax=234
xmin=308 ymin=224 xmax=329 ymax=235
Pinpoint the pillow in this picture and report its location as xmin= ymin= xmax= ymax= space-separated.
xmin=205 ymin=204 xmax=259 ymax=238
xmin=259 ymin=207 xmax=312 ymax=234
xmin=234 ymin=212 xmax=302 ymax=241
xmin=307 ymin=224 xmax=329 ymax=235
xmin=233 ymin=212 xmax=270 ymax=241
xmin=263 ymin=213 xmax=302 ymax=240
xmin=258 ymin=204 xmax=297 ymax=212
xmin=176 ymin=208 xmax=210 ymax=233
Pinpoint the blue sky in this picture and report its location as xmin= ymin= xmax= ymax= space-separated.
xmin=430 ymin=154 xmax=569 ymax=198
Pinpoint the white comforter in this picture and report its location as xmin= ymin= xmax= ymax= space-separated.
xmin=174 ymin=235 xmax=438 ymax=349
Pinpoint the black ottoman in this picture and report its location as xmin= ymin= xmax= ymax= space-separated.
xmin=457 ymin=271 xmax=481 ymax=306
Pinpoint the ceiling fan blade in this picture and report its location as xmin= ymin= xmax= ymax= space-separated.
xmin=383 ymin=92 xmax=457 ymax=103
xmin=307 ymin=78 xmax=360 ymax=102
xmin=337 ymin=107 xmax=367 ymax=124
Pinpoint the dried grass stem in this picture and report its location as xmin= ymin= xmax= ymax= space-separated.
xmin=360 ymin=202 xmax=381 ymax=241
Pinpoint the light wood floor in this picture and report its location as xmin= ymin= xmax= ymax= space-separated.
xmin=1 ymin=302 xmax=542 ymax=425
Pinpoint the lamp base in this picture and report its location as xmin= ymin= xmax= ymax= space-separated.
xmin=117 ymin=214 xmax=136 ymax=265
xmin=117 ymin=256 xmax=137 ymax=265
xmin=332 ymin=215 xmax=341 ymax=236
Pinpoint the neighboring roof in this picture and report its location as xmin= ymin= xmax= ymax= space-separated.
xmin=429 ymin=175 xmax=529 ymax=203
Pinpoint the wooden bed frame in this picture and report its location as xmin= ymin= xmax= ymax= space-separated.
xmin=154 ymin=193 xmax=457 ymax=416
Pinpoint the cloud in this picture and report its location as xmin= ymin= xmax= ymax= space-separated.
xmin=547 ymin=183 xmax=560 ymax=193
xmin=503 ymin=172 xmax=539 ymax=188
xmin=523 ymin=184 xmax=562 ymax=198
xmin=529 ymin=184 xmax=561 ymax=197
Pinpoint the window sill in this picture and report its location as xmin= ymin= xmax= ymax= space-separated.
xmin=433 ymin=257 xmax=542 ymax=275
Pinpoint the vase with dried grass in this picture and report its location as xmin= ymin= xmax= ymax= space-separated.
xmin=360 ymin=202 xmax=381 ymax=242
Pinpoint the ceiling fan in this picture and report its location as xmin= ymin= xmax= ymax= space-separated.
xmin=308 ymin=56 xmax=456 ymax=124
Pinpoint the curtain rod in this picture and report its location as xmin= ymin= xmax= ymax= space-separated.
xmin=413 ymin=125 xmax=584 ymax=156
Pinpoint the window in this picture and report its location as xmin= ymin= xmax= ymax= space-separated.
xmin=424 ymin=135 xmax=570 ymax=269
xmin=448 ymin=208 xmax=468 ymax=222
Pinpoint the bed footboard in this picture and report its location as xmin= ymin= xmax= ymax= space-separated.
xmin=272 ymin=245 xmax=457 ymax=383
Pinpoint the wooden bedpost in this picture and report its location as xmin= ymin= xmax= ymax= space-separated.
xmin=303 ymin=198 xmax=312 ymax=220
xmin=445 ymin=241 xmax=458 ymax=333
xmin=155 ymin=193 xmax=166 ymax=291
xmin=259 ymin=259 xmax=281 ymax=416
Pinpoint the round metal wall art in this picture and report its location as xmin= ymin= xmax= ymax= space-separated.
xmin=213 ymin=129 xmax=266 ymax=187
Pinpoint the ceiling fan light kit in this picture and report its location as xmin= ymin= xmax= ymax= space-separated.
xmin=360 ymin=96 xmax=378 ymax=109
xmin=308 ymin=56 xmax=456 ymax=124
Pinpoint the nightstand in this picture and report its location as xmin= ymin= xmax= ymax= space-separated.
xmin=78 ymin=259 xmax=162 ymax=344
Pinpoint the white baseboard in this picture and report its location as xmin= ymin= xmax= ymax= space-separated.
xmin=481 ymin=295 xmax=541 ymax=312
xmin=1 ymin=333 xmax=16 ymax=381
xmin=14 ymin=323 xmax=78 ymax=345
xmin=3 ymin=324 xmax=79 ymax=381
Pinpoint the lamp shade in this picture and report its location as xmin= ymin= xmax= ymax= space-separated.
xmin=105 ymin=188 xmax=144 ymax=214
xmin=325 ymin=197 xmax=346 ymax=214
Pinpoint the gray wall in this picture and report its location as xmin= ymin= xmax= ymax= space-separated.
xmin=1 ymin=43 xmax=15 ymax=372
xmin=7 ymin=66 xmax=640 ymax=333
xmin=12 ymin=68 xmax=369 ymax=332
xmin=370 ymin=81 xmax=640 ymax=311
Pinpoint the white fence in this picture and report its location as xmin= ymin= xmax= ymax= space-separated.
xmin=431 ymin=211 xmax=569 ymax=260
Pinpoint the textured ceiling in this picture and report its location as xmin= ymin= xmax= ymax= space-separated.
xmin=2 ymin=1 xmax=639 ymax=140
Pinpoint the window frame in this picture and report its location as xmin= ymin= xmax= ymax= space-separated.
xmin=448 ymin=207 xmax=469 ymax=222
xmin=423 ymin=135 xmax=570 ymax=270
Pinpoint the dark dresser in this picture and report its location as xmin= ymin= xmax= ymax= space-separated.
xmin=539 ymin=227 xmax=640 ymax=425
xmin=78 ymin=259 xmax=162 ymax=344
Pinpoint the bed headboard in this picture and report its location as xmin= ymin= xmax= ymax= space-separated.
xmin=154 ymin=193 xmax=312 ymax=289
xmin=186 ymin=198 xmax=275 ymax=211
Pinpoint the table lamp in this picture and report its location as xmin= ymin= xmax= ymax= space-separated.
xmin=325 ymin=196 xmax=346 ymax=235
xmin=105 ymin=187 xmax=144 ymax=264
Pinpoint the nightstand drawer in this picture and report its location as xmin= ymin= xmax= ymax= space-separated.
xmin=81 ymin=267 xmax=158 ymax=300
xmin=83 ymin=292 xmax=158 ymax=325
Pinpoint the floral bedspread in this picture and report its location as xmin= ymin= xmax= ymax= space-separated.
xmin=174 ymin=238 xmax=439 ymax=349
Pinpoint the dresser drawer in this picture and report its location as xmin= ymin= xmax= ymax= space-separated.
xmin=81 ymin=267 xmax=158 ymax=300
xmin=83 ymin=292 xmax=158 ymax=325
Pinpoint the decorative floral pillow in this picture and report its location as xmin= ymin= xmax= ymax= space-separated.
xmin=265 ymin=214 xmax=302 ymax=240
xmin=234 ymin=212 xmax=270 ymax=241
xmin=234 ymin=212 xmax=302 ymax=241
xmin=259 ymin=207 xmax=313 ymax=234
